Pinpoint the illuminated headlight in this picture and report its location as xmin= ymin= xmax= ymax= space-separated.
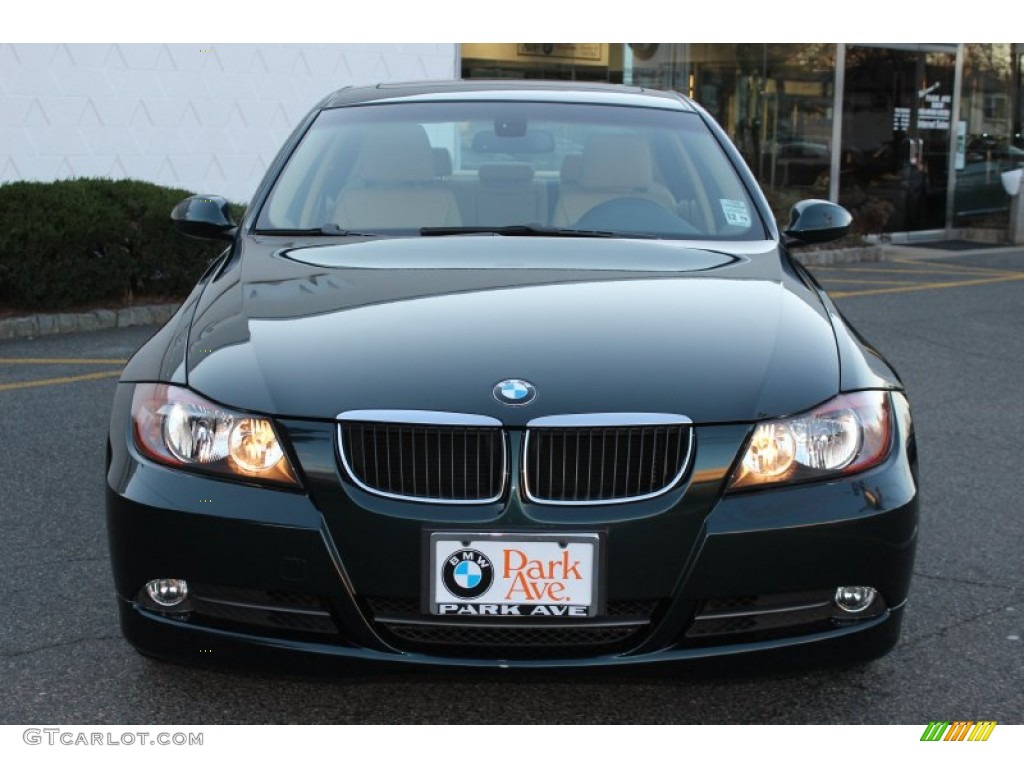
xmin=131 ymin=383 xmax=299 ymax=486
xmin=728 ymin=391 xmax=892 ymax=491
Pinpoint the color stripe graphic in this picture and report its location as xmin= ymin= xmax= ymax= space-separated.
xmin=920 ymin=721 xmax=997 ymax=742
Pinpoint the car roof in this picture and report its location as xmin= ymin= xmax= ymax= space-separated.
xmin=321 ymin=79 xmax=695 ymax=112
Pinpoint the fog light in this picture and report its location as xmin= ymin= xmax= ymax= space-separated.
xmin=145 ymin=578 xmax=189 ymax=607
xmin=834 ymin=585 xmax=877 ymax=613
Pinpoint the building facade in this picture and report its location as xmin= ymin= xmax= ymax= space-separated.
xmin=462 ymin=43 xmax=1024 ymax=238
xmin=2 ymin=43 xmax=1020 ymax=238
xmin=0 ymin=44 xmax=458 ymax=203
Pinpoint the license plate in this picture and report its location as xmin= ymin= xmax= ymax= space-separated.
xmin=429 ymin=532 xmax=600 ymax=618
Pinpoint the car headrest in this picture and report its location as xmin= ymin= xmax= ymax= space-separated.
xmin=560 ymin=154 xmax=582 ymax=183
xmin=479 ymin=163 xmax=535 ymax=184
xmin=432 ymin=147 xmax=453 ymax=177
xmin=355 ymin=124 xmax=435 ymax=183
xmin=580 ymin=135 xmax=653 ymax=190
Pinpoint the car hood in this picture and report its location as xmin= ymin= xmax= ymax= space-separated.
xmin=183 ymin=237 xmax=839 ymax=424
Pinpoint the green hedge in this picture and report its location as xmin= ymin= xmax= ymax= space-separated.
xmin=0 ymin=178 xmax=245 ymax=311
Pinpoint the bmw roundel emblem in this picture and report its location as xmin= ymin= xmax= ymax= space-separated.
xmin=441 ymin=549 xmax=493 ymax=600
xmin=493 ymin=378 xmax=537 ymax=406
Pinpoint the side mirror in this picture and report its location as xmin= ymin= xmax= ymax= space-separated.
xmin=171 ymin=195 xmax=237 ymax=241
xmin=783 ymin=199 xmax=852 ymax=246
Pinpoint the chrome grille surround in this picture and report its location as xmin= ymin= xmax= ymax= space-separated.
xmin=522 ymin=413 xmax=694 ymax=505
xmin=337 ymin=410 xmax=507 ymax=504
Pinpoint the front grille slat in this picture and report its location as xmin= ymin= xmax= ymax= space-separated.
xmin=611 ymin=430 xmax=619 ymax=498
xmin=624 ymin=430 xmax=631 ymax=494
xmin=524 ymin=419 xmax=692 ymax=505
xmin=339 ymin=417 xmax=505 ymax=504
xmin=436 ymin=428 xmax=442 ymax=497
xmin=423 ymin=425 xmax=431 ymax=496
xmin=372 ymin=426 xmax=380 ymax=488
xmin=548 ymin=430 xmax=554 ymax=498
xmin=560 ymin=430 xmax=568 ymax=500
xmin=573 ymin=431 xmax=580 ymax=500
xmin=589 ymin=434 xmax=598 ymax=499
xmin=663 ymin=428 xmax=671 ymax=493
xmin=599 ymin=428 xmax=607 ymax=501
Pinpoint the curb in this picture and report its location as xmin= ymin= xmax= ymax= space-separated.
xmin=0 ymin=303 xmax=180 ymax=342
xmin=791 ymin=245 xmax=885 ymax=266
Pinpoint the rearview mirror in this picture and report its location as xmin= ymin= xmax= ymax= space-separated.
xmin=783 ymin=199 xmax=852 ymax=246
xmin=471 ymin=129 xmax=555 ymax=155
xmin=171 ymin=195 xmax=237 ymax=241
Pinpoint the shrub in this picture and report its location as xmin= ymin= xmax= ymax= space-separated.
xmin=849 ymin=197 xmax=895 ymax=236
xmin=0 ymin=178 xmax=245 ymax=311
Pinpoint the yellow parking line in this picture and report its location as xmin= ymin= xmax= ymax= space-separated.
xmin=812 ymin=266 xmax=1019 ymax=277
xmin=0 ymin=357 xmax=129 ymax=365
xmin=0 ymin=370 xmax=122 ymax=392
xmin=831 ymin=272 xmax=1024 ymax=298
xmin=888 ymin=256 xmax=1021 ymax=275
xmin=816 ymin=279 xmax=916 ymax=285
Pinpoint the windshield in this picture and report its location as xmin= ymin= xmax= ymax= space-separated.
xmin=256 ymin=100 xmax=765 ymax=241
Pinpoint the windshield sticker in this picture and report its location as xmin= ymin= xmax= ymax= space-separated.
xmin=720 ymin=199 xmax=751 ymax=227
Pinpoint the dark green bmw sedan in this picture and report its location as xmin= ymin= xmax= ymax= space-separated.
xmin=106 ymin=80 xmax=918 ymax=669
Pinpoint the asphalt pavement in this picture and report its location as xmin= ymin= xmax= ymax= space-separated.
xmin=1 ymin=249 xmax=1022 ymax=724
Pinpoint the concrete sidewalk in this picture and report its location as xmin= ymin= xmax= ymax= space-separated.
xmin=0 ymin=303 xmax=180 ymax=341
xmin=876 ymin=241 xmax=1024 ymax=260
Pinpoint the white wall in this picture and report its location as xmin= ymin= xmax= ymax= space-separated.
xmin=0 ymin=43 xmax=458 ymax=203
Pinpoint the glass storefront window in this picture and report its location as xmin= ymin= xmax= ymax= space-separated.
xmin=954 ymin=44 xmax=1017 ymax=229
xmin=839 ymin=46 xmax=956 ymax=235
xmin=612 ymin=44 xmax=836 ymax=227
xmin=461 ymin=44 xmax=620 ymax=82
xmin=461 ymin=44 xmax=838 ymax=228
xmin=460 ymin=42 xmax=1020 ymax=237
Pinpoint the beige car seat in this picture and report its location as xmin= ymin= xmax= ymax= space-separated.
xmin=474 ymin=163 xmax=549 ymax=226
xmin=552 ymin=134 xmax=676 ymax=227
xmin=333 ymin=124 xmax=461 ymax=229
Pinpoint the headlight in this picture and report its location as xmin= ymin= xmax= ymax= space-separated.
xmin=728 ymin=391 xmax=892 ymax=491
xmin=131 ymin=383 xmax=299 ymax=487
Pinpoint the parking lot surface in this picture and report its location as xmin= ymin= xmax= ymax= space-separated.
xmin=1 ymin=250 xmax=1022 ymax=724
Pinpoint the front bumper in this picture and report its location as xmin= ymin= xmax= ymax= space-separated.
xmin=106 ymin=385 xmax=918 ymax=669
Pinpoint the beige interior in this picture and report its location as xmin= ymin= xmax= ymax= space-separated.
xmin=551 ymin=134 xmax=676 ymax=226
xmin=333 ymin=124 xmax=462 ymax=229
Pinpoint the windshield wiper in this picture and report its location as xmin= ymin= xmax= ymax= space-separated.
xmin=254 ymin=224 xmax=379 ymax=237
xmin=420 ymin=224 xmax=654 ymax=239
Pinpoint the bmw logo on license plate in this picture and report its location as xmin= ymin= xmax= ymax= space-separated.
xmin=493 ymin=379 xmax=537 ymax=406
